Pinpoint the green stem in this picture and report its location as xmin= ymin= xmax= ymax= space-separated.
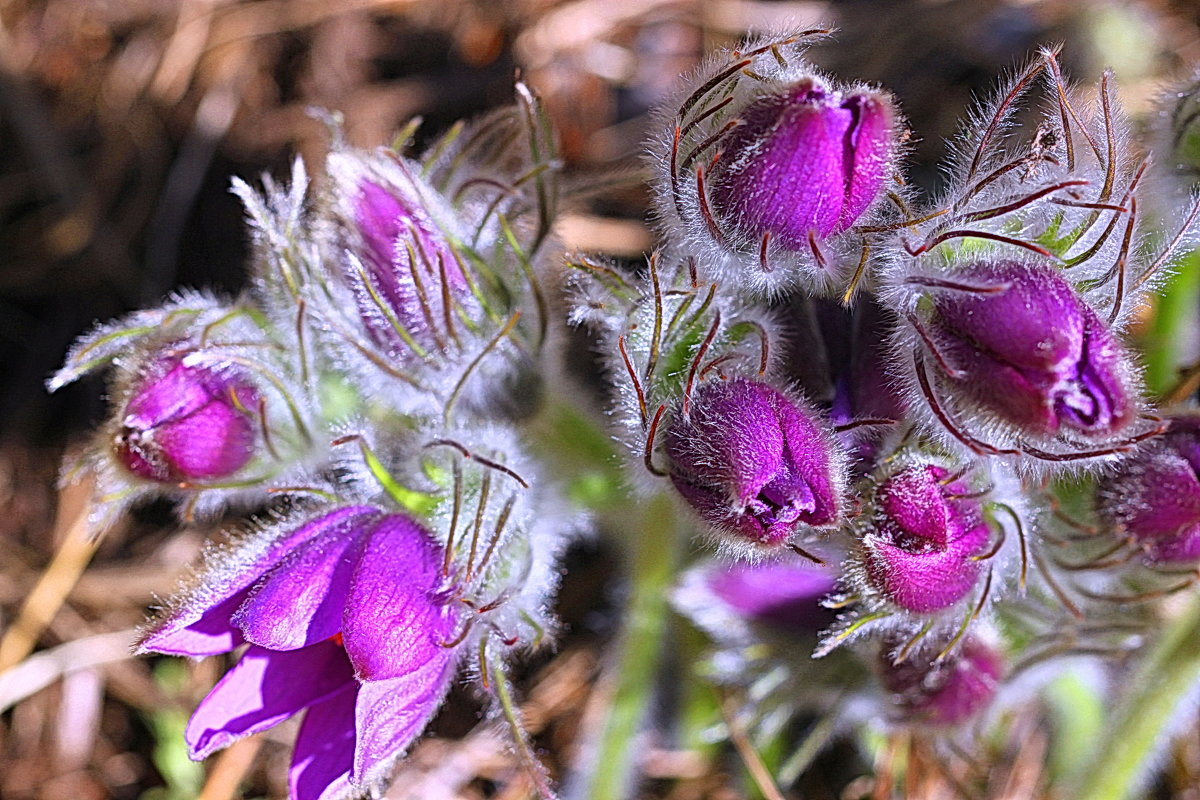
xmin=491 ymin=656 xmax=557 ymax=800
xmin=1074 ymin=595 xmax=1200 ymax=800
xmin=578 ymin=493 xmax=681 ymax=800
xmin=1143 ymin=248 xmax=1200 ymax=398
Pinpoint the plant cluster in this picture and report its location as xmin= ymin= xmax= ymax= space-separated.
xmin=49 ymin=29 xmax=1200 ymax=800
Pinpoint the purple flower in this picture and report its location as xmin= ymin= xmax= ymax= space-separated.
xmin=333 ymin=159 xmax=470 ymax=359
xmin=114 ymin=356 xmax=258 ymax=483
xmin=665 ymin=378 xmax=842 ymax=546
xmin=918 ymin=260 xmax=1135 ymax=440
xmin=707 ymin=561 xmax=837 ymax=633
xmin=1098 ymin=416 xmax=1200 ymax=563
xmin=878 ymin=636 xmax=1003 ymax=726
xmin=707 ymin=78 xmax=894 ymax=250
xmin=861 ymin=464 xmax=990 ymax=613
xmin=139 ymin=506 xmax=460 ymax=800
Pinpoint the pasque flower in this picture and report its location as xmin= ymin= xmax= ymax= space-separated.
xmin=913 ymin=260 xmax=1136 ymax=441
xmin=664 ymin=378 xmax=842 ymax=546
xmin=860 ymin=463 xmax=990 ymax=613
xmin=707 ymin=77 xmax=894 ymax=250
xmin=140 ymin=506 xmax=460 ymax=800
xmin=328 ymin=153 xmax=470 ymax=360
xmin=115 ymin=356 xmax=259 ymax=483
xmin=878 ymin=636 xmax=1003 ymax=726
xmin=1098 ymin=416 xmax=1200 ymax=563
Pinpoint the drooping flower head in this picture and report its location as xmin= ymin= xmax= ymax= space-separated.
xmin=664 ymin=378 xmax=843 ymax=548
xmin=650 ymin=34 xmax=902 ymax=294
xmin=140 ymin=506 xmax=460 ymax=800
xmin=895 ymin=259 xmax=1144 ymax=462
xmin=877 ymin=635 xmax=1004 ymax=726
xmin=1097 ymin=415 xmax=1200 ymax=563
xmin=706 ymin=77 xmax=894 ymax=249
xmin=856 ymin=461 xmax=992 ymax=613
xmin=114 ymin=355 xmax=259 ymax=483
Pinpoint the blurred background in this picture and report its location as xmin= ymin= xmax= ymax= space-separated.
xmin=3 ymin=0 xmax=1200 ymax=798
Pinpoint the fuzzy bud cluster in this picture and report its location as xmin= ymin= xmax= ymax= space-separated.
xmin=56 ymin=86 xmax=575 ymax=800
xmin=49 ymin=26 xmax=1200 ymax=799
xmin=641 ymin=34 xmax=1200 ymax=752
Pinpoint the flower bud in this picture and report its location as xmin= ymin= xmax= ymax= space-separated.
xmin=1097 ymin=416 xmax=1200 ymax=562
xmin=878 ymin=636 xmax=1003 ymax=726
xmin=708 ymin=78 xmax=894 ymax=250
xmin=114 ymin=357 xmax=258 ymax=483
xmin=916 ymin=260 xmax=1135 ymax=440
xmin=861 ymin=464 xmax=990 ymax=613
xmin=665 ymin=378 xmax=842 ymax=546
xmin=329 ymin=153 xmax=470 ymax=359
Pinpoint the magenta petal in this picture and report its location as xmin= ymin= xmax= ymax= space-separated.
xmin=140 ymin=591 xmax=249 ymax=657
xmin=342 ymin=515 xmax=458 ymax=681
xmin=235 ymin=532 xmax=359 ymax=651
xmin=140 ymin=506 xmax=380 ymax=657
xmin=709 ymin=82 xmax=850 ymax=245
xmin=290 ymin=685 xmax=357 ymax=800
xmin=665 ymin=379 xmax=841 ymax=543
xmin=708 ymin=562 xmax=837 ymax=632
xmin=117 ymin=359 xmax=258 ymax=482
xmin=351 ymin=653 xmax=456 ymax=785
xmin=185 ymin=641 xmax=355 ymax=760
xmin=933 ymin=262 xmax=1084 ymax=374
xmin=839 ymin=93 xmax=893 ymax=230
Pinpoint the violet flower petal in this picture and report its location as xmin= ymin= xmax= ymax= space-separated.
xmin=351 ymin=652 xmax=456 ymax=785
xmin=708 ymin=562 xmax=837 ymax=632
xmin=141 ymin=506 xmax=381 ymax=657
xmin=838 ymin=93 xmax=893 ymax=231
xmin=342 ymin=515 xmax=458 ymax=682
xmin=186 ymin=641 xmax=355 ymax=760
xmin=932 ymin=262 xmax=1084 ymax=374
xmin=289 ymin=684 xmax=358 ymax=800
xmin=710 ymin=82 xmax=851 ymax=245
xmin=235 ymin=531 xmax=360 ymax=651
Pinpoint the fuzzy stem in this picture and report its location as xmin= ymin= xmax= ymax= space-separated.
xmin=491 ymin=655 xmax=558 ymax=800
xmin=1073 ymin=595 xmax=1200 ymax=800
xmin=574 ymin=493 xmax=681 ymax=800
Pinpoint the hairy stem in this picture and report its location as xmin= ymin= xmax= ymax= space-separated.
xmin=1074 ymin=595 xmax=1200 ymax=800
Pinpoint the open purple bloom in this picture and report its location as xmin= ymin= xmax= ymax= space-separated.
xmin=665 ymin=378 xmax=842 ymax=546
xmin=878 ymin=636 xmax=1003 ymax=726
xmin=140 ymin=506 xmax=460 ymax=800
xmin=707 ymin=78 xmax=894 ymax=250
xmin=861 ymin=464 xmax=990 ymax=613
xmin=920 ymin=260 xmax=1135 ymax=440
xmin=114 ymin=356 xmax=258 ymax=483
xmin=1098 ymin=416 xmax=1200 ymax=563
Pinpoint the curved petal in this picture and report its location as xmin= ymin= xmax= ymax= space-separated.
xmin=140 ymin=506 xmax=380 ymax=657
xmin=186 ymin=641 xmax=355 ymax=760
xmin=290 ymin=684 xmax=358 ymax=800
xmin=708 ymin=562 xmax=837 ymax=633
xmin=342 ymin=515 xmax=458 ymax=681
xmin=351 ymin=651 xmax=456 ymax=786
xmin=235 ymin=531 xmax=359 ymax=650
